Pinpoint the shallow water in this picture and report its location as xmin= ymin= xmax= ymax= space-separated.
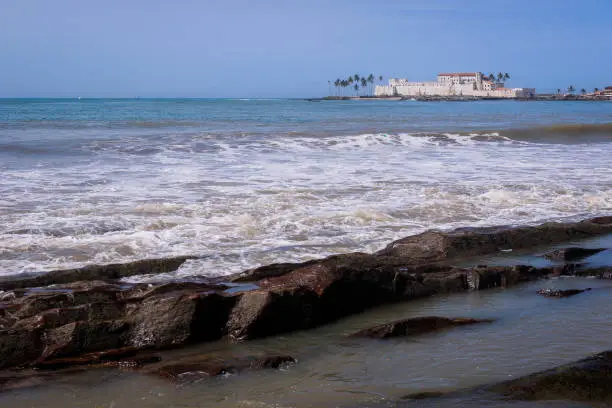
xmin=1 ymin=99 xmax=611 ymax=277
xmin=2 ymin=277 xmax=612 ymax=408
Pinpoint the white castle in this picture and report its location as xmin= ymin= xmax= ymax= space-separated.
xmin=375 ymin=72 xmax=535 ymax=98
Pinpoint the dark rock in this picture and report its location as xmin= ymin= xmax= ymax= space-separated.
xmin=34 ymin=347 xmax=161 ymax=370
xmin=230 ymin=259 xmax=322 ymax=282
xmin=536 ymin=288 xmax=591 ymax=298
xmin=126 ymin=289 xmax=237 ymax=348
xmin=152 ymin=354 xmax=296 ymax=382
xmin=486 ymin=350 xmax=612 ymax=402
xmin=0 ymin=281 xmax=232 ymax=369
xmin=350 ymin=316 xmax=494 ymax=339
xmin=377 ymin=217 xmax=612 ymax=263
xmin=0 ymin=256 xmax=197 ymax=291
xmin=401 ymin=391 xmax=446 ymax=400
xmin=0 ymin=217 xmax=608 ymax=371
xmin=575 ymin=267 xmax=612 ymax=279
xmin=225 ymin=257 xmax=550 ymax=342
xmin=543 ymin=247 xmax=606 ymax=261
xmin=0 ymin=329 xmax=44 ymax=369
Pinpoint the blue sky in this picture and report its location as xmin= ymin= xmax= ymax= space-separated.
xmin=1 ymin=0 xmax=611 ymax=97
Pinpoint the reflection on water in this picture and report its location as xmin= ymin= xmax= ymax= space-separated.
xmin=2 ymin=278 xmax=612 ymax=408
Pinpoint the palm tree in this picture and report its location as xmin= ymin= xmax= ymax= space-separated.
xmin=378 ymin=75 xmax=383 ymax=82
xmin=354 ymin=74 xmax=360 ymax=84
xmin=367 ymin=74 xmax=375 ymax=95
xmin=354 ymin=84 xmax=359 ymax=96
xmin=580 ymin=88 xmax=586 ymax=95
xmin=342 ymin=80 xmax=349 ymax=96
xmin=557 ymin=88 xmax=561 ymax=95
xmin=594 ymin=88 xmax=599 ymax=92
xmin=360 ymin=78 xmax=368 ymax=96
xmin=567 ymin=85 xmax=575 ymax=94
xmin=497 ymin=72 xmax=503 ymax=83
xmin=503 ymin=73 xmax=510 ymax=82
xmin=334 ymin=79 xmax=341 ymax=96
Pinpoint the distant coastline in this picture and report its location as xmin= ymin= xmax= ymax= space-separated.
xmin=308 ymin=95 xmax=612 ymax=102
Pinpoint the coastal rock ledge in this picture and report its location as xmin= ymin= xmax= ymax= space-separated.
xmin=0 ymin=216 xmax=610 ymax=371
xmin=402 ymin=351 xmax=612 ymax=404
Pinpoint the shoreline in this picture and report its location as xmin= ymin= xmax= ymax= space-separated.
xmin=1 ymin=215 xmax=612 ymax=406
xmin=309 ymin=95 xmax=612 ymax=102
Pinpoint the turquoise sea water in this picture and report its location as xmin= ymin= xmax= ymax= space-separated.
xmin=1 ymin=99 xmax=611 ymax=276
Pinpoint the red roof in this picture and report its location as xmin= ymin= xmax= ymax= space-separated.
xmin=437 ymin=72 xmax=478 ymax=77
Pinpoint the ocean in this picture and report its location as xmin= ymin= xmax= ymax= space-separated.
xmin=1 ymin=98 xmax=611 ymax=278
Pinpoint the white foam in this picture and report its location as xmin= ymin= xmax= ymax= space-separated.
xmin=1 ymin=132 xmax=611 ymax=278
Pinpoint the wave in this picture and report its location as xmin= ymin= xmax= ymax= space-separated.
xmin=503 ymin=123 xmax=612 ymax=143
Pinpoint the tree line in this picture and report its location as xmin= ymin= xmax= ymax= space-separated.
xmin=329 ymin=74 xmax=384 ymax=97
xmin=484 ymin=72 xmax=510 ymax=84
xmin=557 ymin=86 xmax=600 ymax=95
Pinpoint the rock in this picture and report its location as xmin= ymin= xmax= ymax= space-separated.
xmin=401 ymin=391 xmax=446 ymax=400
xmin=536 ymin=288 xmax=591 ymax=298
xmin=350 ymin=316 xmax=494 ymax=339
xmin=575 ymin=267 xmax=612 ymax=279
xmin=0 ymin=281 xmax=232 ymax=369
xmin=0 ymin=217 xmax=607 ymax=370
xmin=377 ymin=217 xmax=612 ymax=263
xmin=152 ymin=354 xmax=296 ymax=382
xmin=0 ymin=329 xmax=44 ymax=369
xmin=230 ymin=259 xmax=322 ymax=282
xmin=543 ymin=247 xmax=606 ymax=261
xmin=486 ymin=350 xmax=612 ymax=402
xmin=0 ymin=256 xmax=198 ymax=291
xmin=34 ymin=347 xmax=161 ymax=370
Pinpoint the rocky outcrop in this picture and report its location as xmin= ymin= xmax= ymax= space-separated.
xmin=0 ymin=256 xmax=198 ymax=291
xmin=543 ymin=247 xmax=606 ymax=261
xmin=0 ymin=216 xmax=610 ymax=373
xmin=350 ymin=316 xmax=494 ymax=339
xmin=486 ymin=350 xmax=612 ymax=402
xmin=224 ymin=260 xmax=548 ymax=342
xmin=0 ymin=262 xmax=546 ymax=368
xmin=0 ymin=281 xmax=235 ymax=369
xmin=377 ymin=217 xmax=612 ymax=263
xmin=536 ymin=288 xmax=591 ymax=298
xmin=399 ymin=351 xmax=612 ymax=404
xmin=151 ymin=354 xmax=296 ymax=382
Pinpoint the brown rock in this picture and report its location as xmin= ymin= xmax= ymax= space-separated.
xmin=487 ymin=350 xmax=612 ymax=402
xmin=153 ymin=354 xmax=296 ymax=382
xmin=34 ymin=347 xmax=161 ymax=370
xmin=536 ymin=288 xmax=591 ymax=298
xmin=0 ymin=329 xmax=44 ymax=369
xmin=543 ymin=247 xmax=606 ymax=261
xmin=350 ymin=316 xmax=494 ymax=339
xmin=0 ymin=256 xmax=197 ymax=291
xmin=377 ymin=217 xmax=612 ymax=263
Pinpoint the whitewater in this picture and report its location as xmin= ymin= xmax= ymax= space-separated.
xmin=1 ymin=98 xmax=611 ymax=279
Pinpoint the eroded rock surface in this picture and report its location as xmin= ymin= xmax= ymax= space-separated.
xmin=536 ymin=288 xmax=591 ymax=298
xmin=151 ymin=354 xmax=296 ymax=382
xmin=0 ymin=281 xmax=234 ymax=370
xmin=377 ymin=217 xmax=612 ymax=263
xmin=350 ymin=316 xmax=494 ymax=339
xmin=0 ymin=217 xmax=610 ymax=374
xmin=487 ymin=350 xmax=612 ymax=402
xmin=0 ymin=256 xmax=197 ymax=291
xmin=399 ymin=350 xmax=612 ymax=404
xmin=543 ymin=247 xmax=606 ymax=261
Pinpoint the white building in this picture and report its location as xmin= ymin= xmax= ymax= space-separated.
xmin=375 ymin=72 xmax=535 ymax=98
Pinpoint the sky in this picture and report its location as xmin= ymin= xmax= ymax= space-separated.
xmin=1 ymin=0 xmax=611 ymax=98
